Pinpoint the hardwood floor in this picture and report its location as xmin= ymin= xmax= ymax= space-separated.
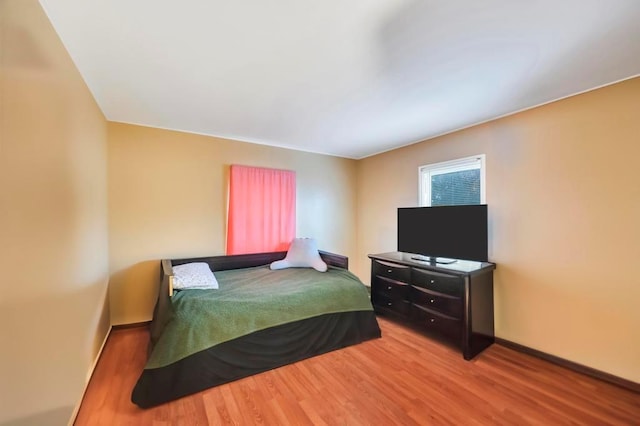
xmin=75 ymin=317 xmax=640 ymax=425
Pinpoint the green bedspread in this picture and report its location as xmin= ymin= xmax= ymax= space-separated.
xmin=147 ymin=265 xmax=373 ymax=369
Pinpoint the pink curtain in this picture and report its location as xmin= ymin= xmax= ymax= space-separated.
xmin=226 ymin=165 xmax=296 ymax=255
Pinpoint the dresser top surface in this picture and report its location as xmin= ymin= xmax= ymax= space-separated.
xmin=368 ymin=252 xmax=495 ymax=275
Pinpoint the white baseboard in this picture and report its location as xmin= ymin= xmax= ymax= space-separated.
xmin=67 ymin=326 xmax=112 ymax=426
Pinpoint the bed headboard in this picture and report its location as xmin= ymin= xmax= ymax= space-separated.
xmin=161 ymin=250 xmax=348 ymax=298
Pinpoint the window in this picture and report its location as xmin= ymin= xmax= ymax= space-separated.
xmin=419 ymin=155 xmax=485 ymax=207
xmin=226 ymin=165 xmax=296 ymax=255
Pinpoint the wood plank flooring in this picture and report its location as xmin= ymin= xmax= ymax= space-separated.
xmin=75 ymin=317 xmax=640 ymax=425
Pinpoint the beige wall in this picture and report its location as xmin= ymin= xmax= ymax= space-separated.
xmin=0 ymin=1 xmax=110 ymax=425
xmin=356 ymin=77 xmax=640 ymax=383
xmin=108 ymin=123 xmax=357 ymax=325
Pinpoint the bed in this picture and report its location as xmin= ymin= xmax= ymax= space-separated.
xmin=131 ymin=250 xmax=381 ymax=408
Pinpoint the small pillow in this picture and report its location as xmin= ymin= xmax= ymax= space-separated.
xmin=172 ymin=262 xmax=219 ymax=290
xmin=270 ymin=238 xmax=328 ymax=272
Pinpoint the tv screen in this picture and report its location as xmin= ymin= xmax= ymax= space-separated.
xmin=397 ymin=205 xmax=488 ymax=262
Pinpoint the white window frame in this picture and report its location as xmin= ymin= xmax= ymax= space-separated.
xmin=419 ymin=154 xmax=486 ymax=207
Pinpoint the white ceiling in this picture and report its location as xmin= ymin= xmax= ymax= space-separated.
xmin=40 ymin=0 xmax=640 ymax=159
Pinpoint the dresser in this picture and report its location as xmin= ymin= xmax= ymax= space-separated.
xmin=368 ymin=251 xmax=495 ymax=360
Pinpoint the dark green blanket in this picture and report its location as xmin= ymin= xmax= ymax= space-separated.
xmin=146 ymin=265 xmax=373 ymax=369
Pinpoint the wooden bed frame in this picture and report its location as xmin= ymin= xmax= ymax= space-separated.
xmin=150 ymin=250 xmax=349 ymax=352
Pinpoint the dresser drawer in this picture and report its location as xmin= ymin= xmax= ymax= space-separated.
xmin=411 ymin=268 xmax=463 ymax=297
xmin=411 ymin=285 xmax=462 ymax=318
xmin=372 ymin=260 xmax=411 ymax=283
xmin=374 ymin=294 xmax=411 ymax=317
xmin=373 ymin=276 xmax=409 ymax=301
xmin=411 ymin=304 xmax=461 ymax=342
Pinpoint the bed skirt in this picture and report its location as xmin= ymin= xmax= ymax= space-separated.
xmin=131 ymin=310 xmax=381 ymax=408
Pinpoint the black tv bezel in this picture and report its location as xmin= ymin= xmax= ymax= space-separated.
xmin=397 ymin=204 xmax=488 ymax=263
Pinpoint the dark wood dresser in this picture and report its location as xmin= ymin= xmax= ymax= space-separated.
xmin=368 ymin=251 xmax=495 ymax=360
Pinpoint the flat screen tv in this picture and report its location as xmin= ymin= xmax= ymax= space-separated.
xmin=397 ymin=204 xmax=488 ymax=262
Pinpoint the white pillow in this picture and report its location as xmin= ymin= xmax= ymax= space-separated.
xmin=270 ymin=238 xmax=328 ymax=272
xmin=172 ymin=262 xmax=219 ymax=290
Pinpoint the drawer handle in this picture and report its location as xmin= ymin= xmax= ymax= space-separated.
xmin=429 ymin=318 xmax=435 ymax=323
xmin=429 ymin=299 xmax=435 ymax=303
xmin=387 ymin=286 xmax=392 ymax=290
xmin=430 ymin=279 xmax=435 ymax=284
xmin=387 ymin=269 xmax=393 ymax=273
xmin=387 ymin=302 xmax=392 ymax=306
